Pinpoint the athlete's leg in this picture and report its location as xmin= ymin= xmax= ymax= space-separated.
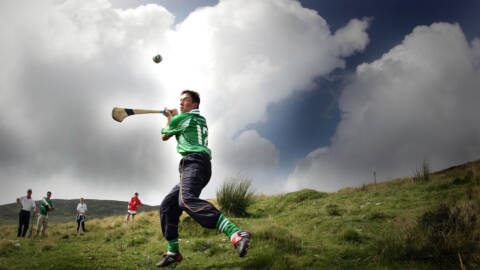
xmin=76 ymin=215 xmax=81 ymax=232
xmin=36 ymin=215 xmax=44 ymax=235
xmin=179 ymin=153 xmax=220 ymax=229
xmin=22 ymin=211 xmax=30 ymax=237
xmin=160 ymin=184 xmax=183 ymax=241
xmin=159 ymin=184 xmax=184 ymax=267
xmin=42 ymin=216 xmax=48 ymax=237
xmin=180 ymin=153 xmax=252 ymax=257
xmin=81 ymin=216 xmax=86 ymax=232
xmin=17 ymin=211 xmax=25 ymax=237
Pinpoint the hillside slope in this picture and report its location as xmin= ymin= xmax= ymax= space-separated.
xmin=0 ymin=160 xmax=479 ymax=269
xmin=0 ymin=199 xmax=158 ymax=225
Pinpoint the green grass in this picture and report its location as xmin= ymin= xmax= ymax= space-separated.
xmin=0 ymin=199 xmax=159 ymax=225
xmin=1 ymin=160 xmax=480 ymax=269
xmin=217 ymin=177 xmax=254 ymax=217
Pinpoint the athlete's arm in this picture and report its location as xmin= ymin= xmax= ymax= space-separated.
xmin=161 ymin=108 xmax=181 ymax=141
xmin=162 ymin=107 xmax=178 ymax=141
xmin=161 ymin=115 xmax=172 ymax=141
xmin=16 ymin=198 xmax=22 ymax=209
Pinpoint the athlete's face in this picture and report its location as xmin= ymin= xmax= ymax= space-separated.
xmin=180 ymin=93 xmax=198 ymax=113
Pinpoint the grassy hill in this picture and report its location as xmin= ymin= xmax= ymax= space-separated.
xmin=1 ymin=160 xmax=480 ymax=269
xmin=0 ymin=199 xmax=158 ymax=225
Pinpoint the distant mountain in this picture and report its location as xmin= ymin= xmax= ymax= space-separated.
xmin=0 ymin=199 xmax=158 ymax=225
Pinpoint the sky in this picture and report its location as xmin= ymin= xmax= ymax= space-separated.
xmin=1 ymin=0 xmax=479 ymax=205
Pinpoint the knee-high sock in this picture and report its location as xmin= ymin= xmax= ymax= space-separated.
xmin=216 ymin=214 xmax=239 ymax=239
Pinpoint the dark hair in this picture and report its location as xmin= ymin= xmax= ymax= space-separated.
xmin=135 ymin=192 xmax=139 ymax=196
xmin=181 ymin=90 xmax=200 ymax=107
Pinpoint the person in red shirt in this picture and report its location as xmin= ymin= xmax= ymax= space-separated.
xmin=125 ymin=192 xmax=144 ymax=224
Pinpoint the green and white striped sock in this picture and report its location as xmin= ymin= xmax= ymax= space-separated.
xmin=167 ymin=238 xmax=179 ymax=254
xmin=216 ymin=214 xmax=239 ymax=239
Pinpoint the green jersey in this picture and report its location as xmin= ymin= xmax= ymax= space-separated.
xmin=161 ymin=109 xmax=212 ymax=159
xmin=40 ymin=197 xmax=53 ymax=215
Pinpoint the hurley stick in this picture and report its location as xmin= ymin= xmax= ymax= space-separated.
xmin=112 ymin=107 xmax=165 ymax=122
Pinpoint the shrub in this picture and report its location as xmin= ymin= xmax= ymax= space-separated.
xmin=379 ymin=201 xmax=480 ymax=267
xmin=413 ymin=159 xmax=430 ymax=182
xmin=453 ymin=170 xmax=474 ymax=185
xmin=418 ymin=203 xmax=478 ymax=260
xmin=216 ymin=177 xmax=254 ymax=217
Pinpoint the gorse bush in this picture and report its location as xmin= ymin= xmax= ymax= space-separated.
xmin=216 ymin=176 xmax=254 ymax=217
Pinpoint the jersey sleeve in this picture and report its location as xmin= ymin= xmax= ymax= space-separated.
xmin=161 ymin=114 xmax=189 ymax=136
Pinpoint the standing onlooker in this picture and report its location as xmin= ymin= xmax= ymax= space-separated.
xmin=36 ymin=191 xmax=54 ymax=237
xmin=16 ymin=189 xmax=36 ymax=237
xmin=125 ymin=192 xmax=143 ymax=224
xmin=76 ymin=198 xmax=88 ymax=233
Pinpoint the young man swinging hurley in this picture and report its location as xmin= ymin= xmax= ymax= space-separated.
xmin=156 ymin=90 xmax=251 ymax=267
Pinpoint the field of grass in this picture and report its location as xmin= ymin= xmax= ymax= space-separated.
xmin=0 ymin=199 xmax=159 ymax=226
xmin=1 ymin=160 xmax=480 ymax=269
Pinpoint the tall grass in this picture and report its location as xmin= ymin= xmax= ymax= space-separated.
xmin=216 ymin=176 xmax=254 ymax=217
xmin=379 ymin=199 xmax=480 ymax=268
xmin=413 ymin=159 xmax=431 ymax=182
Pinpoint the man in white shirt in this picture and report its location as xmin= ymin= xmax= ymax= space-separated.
xmin=16 ymin=189 xmax=37 ymax=237
xmin=76 ymin=198 xmax=88 ymax=233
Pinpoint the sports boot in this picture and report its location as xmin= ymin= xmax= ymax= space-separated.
xmin=156 ymin=252 xmax=182 ymax=268
xmin=231 ymin=230 xmax=251 ymax=257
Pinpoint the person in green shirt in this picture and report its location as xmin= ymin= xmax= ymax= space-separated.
xmin=36 ymin=191 xmax=54 ymax=237
xmin=156 ymin=90 xmax=251 ymax=268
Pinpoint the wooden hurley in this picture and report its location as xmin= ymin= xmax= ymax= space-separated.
xmin=112 ymin=107 xmax=165 ymax=122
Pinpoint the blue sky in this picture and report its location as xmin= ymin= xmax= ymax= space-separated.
xmin=1 ymin=0 xmax=479 ymax=204
xmin=248 ymin=0 xmax=480 ymax=174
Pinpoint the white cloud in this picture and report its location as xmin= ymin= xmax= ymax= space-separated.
xmin=0 ymin=0 xmax=369 ymax=204
xmin=287 ymin=22 xmax=480 ymax=192
xmin=334 ymin=18 xmax=371 ymax=57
